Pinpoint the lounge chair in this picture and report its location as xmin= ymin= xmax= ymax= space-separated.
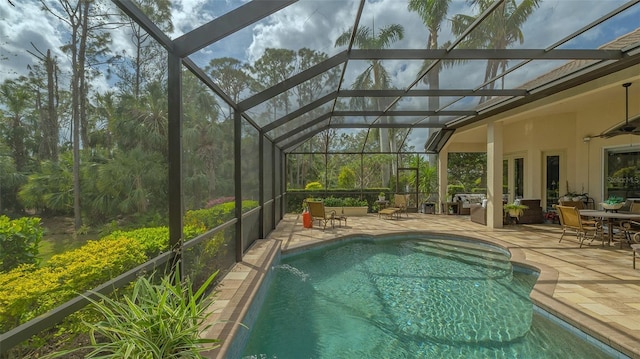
xmin=393 ymin=194 xmax=409 ymax=218
xmin=556 ymin=205 xmax=601 ymax=247
xmin=307 ymin=200 xmax=337 ymax=230
xmin=379 ymin=207 xmax=400 ymax=219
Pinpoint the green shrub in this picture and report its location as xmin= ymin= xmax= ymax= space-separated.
xmin=337 ymin=167 xmax=356 ymax=188
xmin=286 ymin=189 xmax=389 ymax=213
xmin=343 ymin=197 xmax=368 ymax=207
xmin=304 ymin=181 xmax=323 ymax=190
xmin=0 ymin=199 xmax=257 ymax=345
xmin=322 ymin=197 xmax=343 ymax=207
xmin=447 ymin=184 xmax=465 ymax=199
xmin=317 ymin=197 xmax=367 ymax=207
xmin=0 ymin=215 xmax=44 ymax=272
xmin=184 ymin=200 xmax=258 ymax=231
xmin=0 ymin=236 xmax=147 ymax=332
xmin=102 ymin=227 xmax=170 ymax=257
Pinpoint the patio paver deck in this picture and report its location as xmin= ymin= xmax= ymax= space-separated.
xmin=203 ymin=213 xmax=640 ymax=359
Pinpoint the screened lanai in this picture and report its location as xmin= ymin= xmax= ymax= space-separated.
xmin=112 ymin=0 xmax=640 ymax=239
xmin=2 ymin=0 xmax=640 ymax=355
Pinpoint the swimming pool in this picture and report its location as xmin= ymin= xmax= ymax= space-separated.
xmin=239 ymin=235 xmax=625 ymax=358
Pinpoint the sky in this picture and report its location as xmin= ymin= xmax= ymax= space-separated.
xmin=0 ymin=0 xmax=639 ymax=150
xmin=2 ymin=0 xmax=638 ymax=84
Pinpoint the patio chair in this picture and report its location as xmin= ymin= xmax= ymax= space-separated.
xmin=393 ymin=194 xmax=409 ymax=218
xmin=632 ymin=244 xmax=640 ymax=269
xmin=558 ymin=200 xmax=598 ymax=226
xmin=558 ymin=200 xmax=586 ymax=209
xmin=307 ymin=200 xmax=337 ymax=230
xmin=617 ymin=202 xmax=640 ymax=245
xmin=556 ymin=205 xmax=601 ymax=248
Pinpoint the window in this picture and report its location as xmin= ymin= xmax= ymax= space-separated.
xmin=605 ymin=147 xmax=640 ymax=199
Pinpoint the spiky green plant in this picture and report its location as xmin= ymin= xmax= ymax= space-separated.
xmin=48 ymin=269 xmax=219 ymax=358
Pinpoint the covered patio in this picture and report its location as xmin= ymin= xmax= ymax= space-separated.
xmin=208 ymin=214 xmax=640 ymax=358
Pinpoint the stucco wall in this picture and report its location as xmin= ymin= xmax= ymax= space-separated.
xmin=445 ymin=64 xmax=640 ymax=205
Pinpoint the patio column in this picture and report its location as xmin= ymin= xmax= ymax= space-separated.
xmin=487 ymin=122 xmax=504 ymax=228
xmin=438 ymin=151 xmax=448 ymax=214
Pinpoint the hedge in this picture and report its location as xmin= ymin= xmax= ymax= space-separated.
xmin=286 ymin=189 xmax=390 ymax=213
xmin=0 ymin=199 xmax=259 ymax=333
xmin=0 ymin=236 xmax=146 ymax=332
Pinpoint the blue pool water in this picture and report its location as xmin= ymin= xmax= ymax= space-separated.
xmin=240 ymin=235 xmax=622 ymax=358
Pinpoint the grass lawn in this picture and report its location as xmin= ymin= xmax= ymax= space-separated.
xmin=38 ymin=217 xmax=99 ymax=263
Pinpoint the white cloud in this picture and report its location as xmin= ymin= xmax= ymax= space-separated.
xmin=246 ymin=0 xmax=355 ymax=64
xmin=1 ymin=0 xmax=638 ymax=108
xmin=0 ymin=1 xmax=67 ymax=83
xmin=169 ymin=0 xmax=215 ymax=38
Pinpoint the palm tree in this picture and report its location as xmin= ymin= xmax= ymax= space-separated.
xmin=334 ymin=24 xmax=404 ymax=185
xmin=408 ymin=0 xmax=453 ymax=166
xmin=408 ymin=0 xmax=452 ymax=109
xmin=451 ymin=0 xmax=541 ymax=102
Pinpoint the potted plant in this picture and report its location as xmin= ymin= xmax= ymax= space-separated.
xmin=601 ymin=195 xmax=624 ymax=211
xmin=323 ymin=197 xmax=369 ymax=216
xmin=378 ymin=192 xmax=386 ymax=201
xmin=419 ymin=165 xmax=438 ymax=214
xmin=504 ymin=202 xmax=529 ymax=219
xmin=342 ymin=197 xmax=369 ymax=216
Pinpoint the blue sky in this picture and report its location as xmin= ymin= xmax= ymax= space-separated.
xmin=0 ymin=0 xmax=638 ymax=139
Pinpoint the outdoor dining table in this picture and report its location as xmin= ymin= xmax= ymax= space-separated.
xmin=579 ymin=209 xmax=640 ymax=248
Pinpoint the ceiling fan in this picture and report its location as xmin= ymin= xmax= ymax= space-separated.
xmin=591 ymin=82 xmax=640 ymax=139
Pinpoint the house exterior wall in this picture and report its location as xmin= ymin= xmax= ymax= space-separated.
xmin=442 ymin=64 xmax=640 ymax=227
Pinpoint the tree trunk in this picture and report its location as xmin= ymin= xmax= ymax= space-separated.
xmin=78 ymin=1 xmax=90 ymax=150
xmin=70 ymin=3 xmax=83 ymax=231
xmin=45 ymin=49 xmax=59 ymax=161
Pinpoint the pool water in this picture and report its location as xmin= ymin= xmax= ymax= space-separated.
xmin=241 ymin=236 xmax=619 ymax=358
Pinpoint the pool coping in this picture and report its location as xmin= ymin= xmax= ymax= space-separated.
xmin=201 ymin=228 xmax=640 ymax=359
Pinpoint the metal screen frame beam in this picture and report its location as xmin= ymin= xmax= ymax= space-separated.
xmin=339 ymin=89 xmax=528 ymax=97
xmin=173 ymin=0 xmax=298 ymax=56
xmin=330 ymin=123 xmax=445 ymax=129
xmin=449 ymin=53 xmax=640 ymax=128
xmin=334 ymin=110 xmax=476 ymax=117
xmin=112 ymin=0 xmax=174 ymax=51
xmin=234 ymin=110 xmax=243 ymax=262
xmin=167 ymin=52 xmax=183 ymax=272
xmin=273 ymin=113 xmax=331 ymax=143
xmin=279 ymin=124 xmax=330 ymax=152
xmin=348 ymin=49 xmax=623 ymax=60
xmin=262 ymin=92 xmax=338 ymax=133
xmin=239 ymin=52 xmax=348 ymax=110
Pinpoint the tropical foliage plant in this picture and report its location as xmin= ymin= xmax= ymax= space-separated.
xmin=46 ymin=269 xmax=219 ymax=358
